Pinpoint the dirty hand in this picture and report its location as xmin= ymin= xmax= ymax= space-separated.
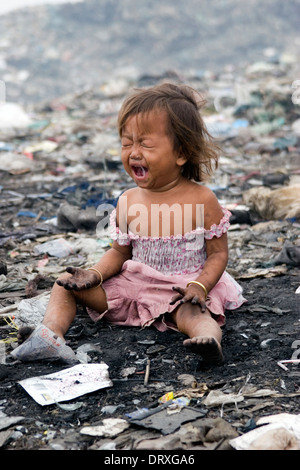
xmin=56 ymin=266 xmax=100 ymax=291
xmin=170 ymin=285 xmax=206 ymax=312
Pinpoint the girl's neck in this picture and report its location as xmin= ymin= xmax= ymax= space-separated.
xmin=143 ymin=174 xmax=188 ymax=196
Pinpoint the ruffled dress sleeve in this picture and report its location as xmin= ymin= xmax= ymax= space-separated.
xmin=109 ymin=209 xmax=131 ymax=246
xmin=204 ymin=207 xmax=231 ymax=240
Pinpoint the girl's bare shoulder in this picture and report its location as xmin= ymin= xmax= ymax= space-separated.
xmin=119 ymin=187 xmax=139 ymax=198
xmin=117 ymin=187 xmax=139 ymax=206
xmin=189 ymin=182 xmax=218 ymax=203
xmin=193 ymin=184 xmax=224 ymax=226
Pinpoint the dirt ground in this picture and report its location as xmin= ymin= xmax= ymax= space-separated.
xmin=0 ymin=239 xmax=299 ymax=450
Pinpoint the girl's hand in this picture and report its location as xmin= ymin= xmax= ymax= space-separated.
xmin=170 ymin=285 xmax=206 ymax=312
xmin=56 ymin=267 xmax=101 ymax=291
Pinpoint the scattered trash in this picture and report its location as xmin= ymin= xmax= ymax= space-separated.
xmin=177 ymin=374 xmax=198 ymax=387
xmin=273 ymin=241 xmax=300 ymax=267
xmin=56 ymin=402 xmax=83 ymax=411
xmin=11 ymin=324 xmax=78 ymax=363
xmin=0 ymin=103 xmax=32 ymax=129
xmin=243 ymin=184 xmax=300 ymax=220
xmin=158 ymin=391 xmax=175 ymax=403
xmin=34 ymin=239 xmax=74 ymax=258
xmin=230 ymin=414 xmax=300 ymax=450
xmin=57 ymin=203 xmax=101 ymax=232
xmin=277 ymin=359 xmax=300 ymax=371
xmin=75 ymin=342 xmax=102 ymax=363
xmin=120 ymin=366 xmax=136 ymax=378
xmin=15 ymin=292 xmax=50 ymax=328
xmin=0 ymin=152 xmax=35 ymax=174
xmin=17 ymin=363 xmax=112 ymax=406
xmin=101 ymin=404 xmax=125 ymax=415
xmin=127 ymin=400 xmax=207 ymax=435
xmin=202 ymin=390 xmax=244 ymax=407
xmin=80 ymin=418 xmax=130 ymax=438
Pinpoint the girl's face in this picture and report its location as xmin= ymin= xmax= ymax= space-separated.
xmin=120 ymin=110 xmax=187 ymax=192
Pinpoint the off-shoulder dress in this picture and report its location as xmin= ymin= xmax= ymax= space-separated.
xmin=87 ymin=208 xmax=246 ymax=331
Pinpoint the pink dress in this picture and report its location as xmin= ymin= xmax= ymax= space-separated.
xmin=87 ymin=208 xmax=246 ymax=330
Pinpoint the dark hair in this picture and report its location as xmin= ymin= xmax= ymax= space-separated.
xmin=118 ymin=82 xmax=219 ymax=181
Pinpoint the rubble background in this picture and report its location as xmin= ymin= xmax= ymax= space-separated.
xmin=0 ymin=0 xmax=299 ymax=452
xmin=1 ymin=0 xmax=300 ymax=104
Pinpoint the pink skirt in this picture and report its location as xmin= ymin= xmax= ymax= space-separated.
xmin=87 ymin=260 xmax=246 ymax=331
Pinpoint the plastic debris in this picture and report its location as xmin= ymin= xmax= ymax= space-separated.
xmin=34 ymin=238 xmax=74 ymax=258
xmin=243 ymin=184 xmax=300 ymax=220
xmin=128 ymin=403 xmax=207 ymax=435
xmin=230 ymin=414 xmax=300 ymax=450
xmin=277 ymin=359 xmax=300 ymax=371
xmin=80 ymin=418 xmax=130 ymax=438
xmin=0 ymin=152 xmax=35 ymax=174
xmin=273 ymin=241 xmax=300 ymax=267
xmin=202 ymin=390 xmax=244 ymax=407
xmin=15 ymin=292 xmax=50 ymax=328
xmin=11 ymin=324 xmax=78 ymax=363
xmin=0 ymin=103 xmax=32 ymax=129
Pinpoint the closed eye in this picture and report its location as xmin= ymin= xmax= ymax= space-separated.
xmin=121 ymin=138 xmax=132 ymax=148
xmin=141 ymin=140 xmax=154 ymax=148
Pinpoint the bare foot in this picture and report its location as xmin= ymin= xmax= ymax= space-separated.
xmin=183 ymin=336 xmax=223 ymax=363
xmin=17 ymin=326 xmax=34 ymax=345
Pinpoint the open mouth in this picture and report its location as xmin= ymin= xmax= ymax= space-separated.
xmin=131 ymin=165 xmax=148 ymax=179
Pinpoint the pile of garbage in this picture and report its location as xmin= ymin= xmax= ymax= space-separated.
xmin=0 ymin=55 xmax=299 ymax=451
xmin=1 ymin=0 xmax=300 ymax=105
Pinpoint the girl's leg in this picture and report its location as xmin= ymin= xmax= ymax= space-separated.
xmin=18 ymin=272 xmax=108 ymax=343
xmin=171 ymin=303 xmax=223 ymax=363
xmin=41 ymin=280 xmax=79 ymax=338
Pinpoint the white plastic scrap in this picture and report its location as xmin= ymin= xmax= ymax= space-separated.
xmin=15 ymin=292 xmax=50 ymax=327
xmin=230 ymin=413 xmax=300 ymax=450
xmin=202 ymin=390 xmax=244 ymax=407
xmin=80 ymin=418 xmax=130 ymax=437
xmin=277 ymin=359 xmax=300 ymax=371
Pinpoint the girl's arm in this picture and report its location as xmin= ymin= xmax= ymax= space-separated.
xmin=194 ymin=186 xmax=228 ymax=289
xmin=56 ymin=198 xmax=132 ymax=290
xmin=192 ymin=231 xmax=228 ymax=295
xmin=171 ymin=188 xmax=228 ymax=311
xmin=90 ymin=241 xmax=132 ymax=282
xmin=56 ymin=242 xmax=132 ymax=291
xmin=84 ymin=196 xmax=132 ymax=284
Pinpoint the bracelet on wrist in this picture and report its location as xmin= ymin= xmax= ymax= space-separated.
xmin=186 ymin=280 xmax=208 ymax=299
xmin=87 ymin=267 xmax=103 ymax=288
